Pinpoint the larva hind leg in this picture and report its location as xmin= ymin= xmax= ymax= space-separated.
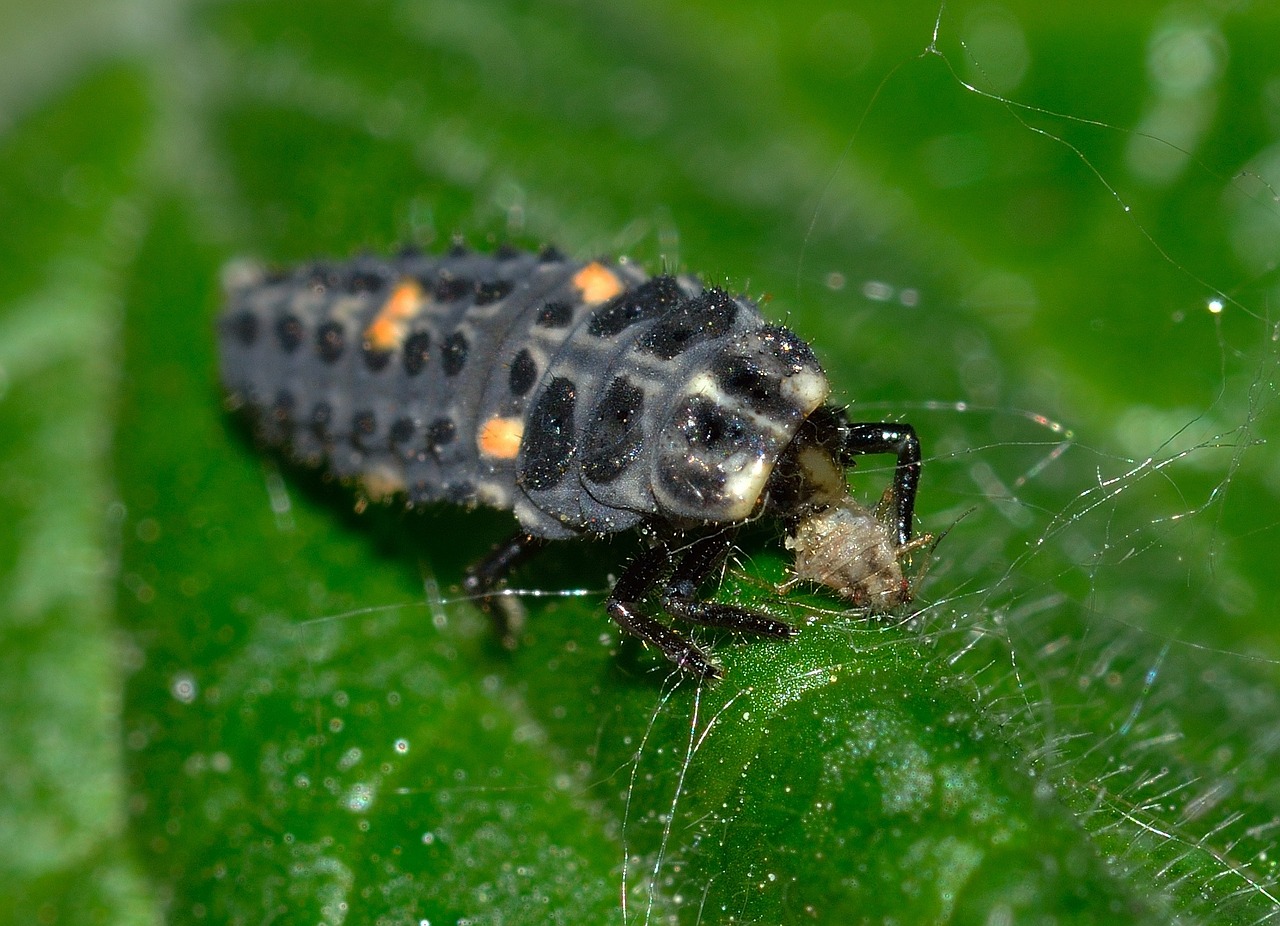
xmin=463 ymin=531 xmax=549 ymax=647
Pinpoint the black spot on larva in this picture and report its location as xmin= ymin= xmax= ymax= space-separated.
xmin=431 ymin=275 xmax=472 ymax=302
xmin=403 ymin=331 xmax=431 ymax=376
xmin=581 ymin=377 xmax=645 ymax=484
xmin=276 ymin=314 xmax=304 ymax=353
xmin=538 ymin=245 xmax=565 ymax=263
xmin=228 ymin=310 xmax=258 ymax=346
xmin=692 ymin=405 xmax=732 ymax=447
xmin=536 ymin=301 xmax=574 ymax=328
xmin=680 ymin=397 xmax=748 ymax=450
xmin=759 ymin=324 xmax=820 ymax=374
xmin=442 ymin=332 xmax=469 ymax=376
xmin=303 ymin=261 xmax=341 ymax=289
xmin=270 ymin=390 xmax=295 ymax=426
xmin=521 ymin=377 xmax=576 ymax=491
xmin=396 ymin=243 xmax=422 ymax=260
xmin=346 ymin=268 xmax=387 ymax=294
xmin=426 ymin=418 xmax=456 ymax=454
xmin=475 ymin=279 xmax=514 ymax=305
xmin=448 ymin=241 xmax=469 ymax=257
xmin=316 ymin=321 xmax=345 ymax=364
xmin=353 ymin=409 xmax=377 ymax=440
xmin=310 ymin=402 xmax=333 ymax=441
xmin=496 ymin=243 xmax=520 ymax=261
xmin=389 ymin=417 xmax=416 ymax=447
xmin=638 ymin=288 xmax=739 ymax=360
xmin=508 ymin=349 xmax=537 ymax=396
xmin=587 ymin=275 xmax=684 ymax=337
xmin=712 ymin=353 xmax=790 ymax=417
xmin=362 ymin=343 xmax=392 ymax=372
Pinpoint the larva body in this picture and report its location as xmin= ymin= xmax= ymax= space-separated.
xmin=219 ymin=245 xmax=926 ymax=678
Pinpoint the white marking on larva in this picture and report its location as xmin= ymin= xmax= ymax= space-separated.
xmin=220 ymin=259 xmax=266 ymax=294
xmin=779 ymin=370 xmax=828 ymax=410
xmin=360 ymin=464 xmax=407 ymax=502
xmin=796 ymin=444 xmax=847 ymax=507
xmin=719 ymin=454 xmax=770 ymax=517
xmin=477 ymin=482 xmax=511 ymax=509
xmin=686 ymin=372 xmax=720 ymax=400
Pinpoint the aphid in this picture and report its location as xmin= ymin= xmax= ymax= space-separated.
xmin=218 ymin=245 xmax=929 ymax=678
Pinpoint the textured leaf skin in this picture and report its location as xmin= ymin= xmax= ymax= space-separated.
xmin=0 ymin=66 xmax=158 ymax=925
xmin=4 ymin=1 xmax=1280 ymax=924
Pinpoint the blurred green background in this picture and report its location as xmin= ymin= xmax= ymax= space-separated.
xmin=4 ymin=0 xmax=1280 ymax=923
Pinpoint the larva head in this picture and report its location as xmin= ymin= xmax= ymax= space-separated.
xmin=652 ymin=325 xmax=830 ymax=523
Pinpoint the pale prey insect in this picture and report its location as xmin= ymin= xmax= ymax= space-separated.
xmin=218 ymin=244 xmax=929 ymax=679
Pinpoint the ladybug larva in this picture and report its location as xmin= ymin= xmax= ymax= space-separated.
xmin=218 ymin=244 xmax=929 ymax=679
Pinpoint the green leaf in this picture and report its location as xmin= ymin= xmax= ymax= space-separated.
xmin=0 ymin=62 xmax=158 ymax=924
xmin=6 ymin=0 xmax=1280 ymax=923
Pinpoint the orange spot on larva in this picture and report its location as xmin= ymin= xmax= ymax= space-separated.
xmin=477 ymin=416 xmax=524 ymax=460
xmin=572 ymin=262 xmax=623 ymax=303
xmin=365 ymin=280 xmax=425 ymax=351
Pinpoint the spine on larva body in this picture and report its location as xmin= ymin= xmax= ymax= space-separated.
xmin=218 ymin=246 xmax=831 ymax=540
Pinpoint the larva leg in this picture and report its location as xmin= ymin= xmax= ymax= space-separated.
xmin=661 ymin=531 xmax=795 ymax=638
xmin=463 ymin=532 xmax=549 ymax=647
xmin=606 ymin=543 xmax=722 ymax=679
